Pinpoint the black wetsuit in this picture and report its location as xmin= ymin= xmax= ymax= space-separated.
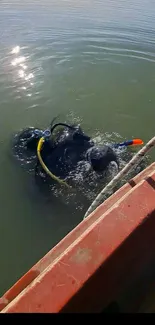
xmin=13 ymin=123 xmax=118 ymax=183
xmin=40 ymin=126 xmax=94 ymax=179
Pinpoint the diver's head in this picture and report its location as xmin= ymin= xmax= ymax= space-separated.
xmin=88 ymin=145 xmax=119 ymax=173
xmin=23 ymin=128 xmax=44 ymax=151
xmin=12 ymin=127 xmax=44 ymax=168
xmin=13 ymin=127 xmax=44 ymax=155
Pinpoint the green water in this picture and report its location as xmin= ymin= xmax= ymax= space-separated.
xmin=0 ymin=0 xmax=155 ymax=295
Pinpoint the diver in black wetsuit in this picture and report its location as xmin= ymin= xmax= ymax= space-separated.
xmin=12 ymin=122 xmax=119 ymax=186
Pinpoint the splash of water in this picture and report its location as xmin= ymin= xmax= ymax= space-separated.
xmin=12 ymin=114 xmax=149 ymax=210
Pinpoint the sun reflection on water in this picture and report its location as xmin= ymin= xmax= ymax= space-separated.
xmin=11 ymin=46 xmax=20 ymax=54
xmin=11 ymin=46 xmax=34 ymax=96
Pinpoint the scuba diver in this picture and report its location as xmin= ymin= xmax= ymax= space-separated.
xmin=12 ymin=119 xmax=144 ymax=189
